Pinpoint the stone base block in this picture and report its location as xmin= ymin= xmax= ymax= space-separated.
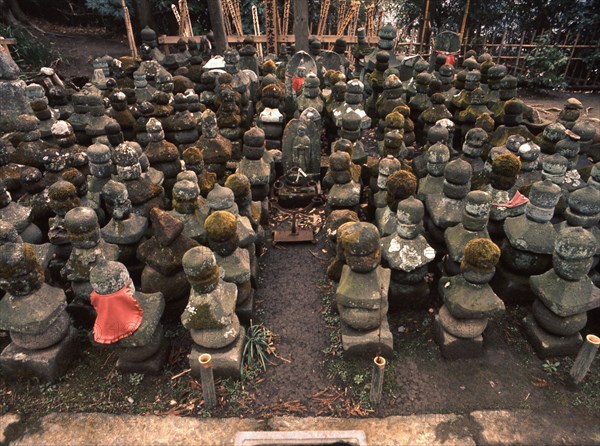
xmin=236 ymin=291 xmax=254 ymax=325
xmin=116 ymin=338 xmax=171 ymax=375
xmin=189 ymin=327 xmax=245 ymax=379
xmin=434 ymin=316 xmax=483 ymax=360
xmin=0 ymin=326 xmax=79 ymax=382
xmin=523 ymin=314 xmax=582 ymax=359
xmin=341 ymin=320 xmax=393 ymax=359
xmin=491 ymin=265 xmax=536 ymax=305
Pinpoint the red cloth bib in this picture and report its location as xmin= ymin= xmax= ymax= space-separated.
xmin=494 ymin=191 xmax=529 ymax=209
xmin=292 ymin=77 xmax=305 ymax=93
xmin=90 ymin=280 xmax=144 ymax=344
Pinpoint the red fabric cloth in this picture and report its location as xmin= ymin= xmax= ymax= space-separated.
xmin=494 ymin=191 xmax=529 ymax=209
xmin=292 ymin=76 xmax=305 ymax=93
xmin=445 ymin=54 xmax=456 ymax=67
xmin=90 ymin=280 xmax=144 ymax=344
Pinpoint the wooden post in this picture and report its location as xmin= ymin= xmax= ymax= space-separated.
xmin=497 ymin=28 xmax=507 ymax=60
xmin=513 ymin=30 xmax=526 ymax=75
xmin=294 ymin=0 xmax=309 ymax=52
xmin=199 ymin=354 xmax=217 ymax=408
xmin=207 ymin=0 xmax=228 ymax=54
xmin=370 ymin=356 xmax=386 ymax=405
xmin=264 ymin=0 xmax=278 ymax=54
xmin=121 ymin=0 xmax=138 ymax=59
xmin=419 ymin=0 xmax=431 ymax=53
xmin=459 ymin=0 xmax=471 ymax=43
xmin=570 ymin=334 xmax=600 ymax=385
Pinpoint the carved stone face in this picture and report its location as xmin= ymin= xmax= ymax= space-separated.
xmin=224 ymin=48 xmax=240 ymax=65
xmin=296 ymin=66 xmax=307 ymax=78
xmin=465 ymin=129 xmax=488 ymax=149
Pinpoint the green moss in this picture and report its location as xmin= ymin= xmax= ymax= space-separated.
xmin=205 ymin=211 xmax=237 ymax=242
xmin=385 ymin=111 xmax=405 ymax=130
xmin=262 ymin=59 xmax=276 ymax=74
xmin=492 ymin=153 xmax=521 ymax=177
xmin=225 ymin=173 xmax=251 ymax=199
xmin=386 ymin=170 xmax=417 ymax=201
xmin=463 ymin=238 xmax=501 ymax=270
xmin=183 ymin=147 xmax=203 ymax=165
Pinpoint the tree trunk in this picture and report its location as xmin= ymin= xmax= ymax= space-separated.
xmin=207 ymin=0 xmax=228 ymax=54
xmin=6 ymin=0 xmax=29 ymax=24
xmin=132 ymin=0 xmax=156 ymax=32
xmin=294 ymin=0 xmax=309 ymax=52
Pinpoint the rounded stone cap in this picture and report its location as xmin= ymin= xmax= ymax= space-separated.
xmin=48 ymin=180 xmax=77 ymax=201
xmin=90 ymin=261 xmax=130 ymax=295
xmin=379 ymin=155 xmax=402 ymax=176
xmin=114 ymin=143 xmax=139 ymax=166
xmin=555 ymin=226 xmax=596 ymax=259
xmin=465 ymin=70 xmax=481 ymax=82
xmin=416 ymin=72 xmax=432 ymax=85
xmin=87 ymin=143 xmax=112 ymax=164
xmin=324 ymin=209 xmax=359 ymax=239
xmin=225 ymin=173 xmax=251 ymax=199
xmin=15 ymin=115 xmax=39 ymax=132
xmin=504 ymin=99 xmax=523 ymax=115
xmin=463 ymin=238 xmax=500 ymax=271
xmin=346 ymin=79 xmax=364 ymax=94
xmin=387 ymin=170 xmax=417 ymax=199
xmin=342 ymin=110 xmax=362 ymax=131
xmin=572 ymin=121 xmax=596 ymax=141
xmin=182 ymin=245 xmax=217 ymax=278
xmin=439 ymin=64 xmax=455 ymax=77
xmin=343 ymin=222 xmax=380 ymax=256
xmin=505 ymin=135 xmax=525 ymax=152
xmin=384 ymin=130 xmax=404 ymax=149
xmin=444 ymin=159 xmax=472 ymax=184
xmin=20 ymin=166 xmax=42 ymax=185
xmin=543 ymin=154 xmax=568 ymax=175
xmin=465 ymin=190 xmax=492 ymax=216
xmin=530 ymin=179 xmax=562 ymax=208
xmin=463 ymin=57 xmax=480 ymax=70
xmin=375 ymin=51 xmax=390 ymax=63
xmin=146 ymin=117 xmax=163 ymax=134
xmin=333 ymin=138 xmax=353 ymax=155
xmin=487 ymin=64 xmax=507 ymax=80
xmin=427 ymin=142 xmax=450 ymax=163
xmin=304 ymin=73 xmax=320 ymax=88
xmin=183 ymin=147 xmax=203 ymax=166
xmin=492 ymin=153 xmax=521 ymax=177
xmin=173 ymin=180 xmax=199 ymax=201
xmin=396 ymin=196 xmax=424 ymax=224
xmin=65 ymin=206 xmax=98 ymax=234
xmin=431 ymin=93 xmax=446 ymax=105
xmin=102 ymin=179 xmax=127 ymax=201
xmin=414 ymin=58 xmax=429 ymax=73
xmin=384 ymin=74 xmax=402 ymax=90
xmin=428 ymin=123 xmax=449 ymax=144
xmin=205 ymin=210 xmax=237 ymax=242
xmin=105 ymin=121 xmax=122 ymax=136
xmin=207 ymin=184 xmax=235 ymax=210
xmin=379 ymin=23 xmax=397 ymax=40
xmin=262 ymin=59 xmax=276 ymax=74
xmin=568 ymin=186 xmax=600 ymax=215
xmin=385 ymin=111 xmax=404 ymax=129
xmin=51 ymin=120 xmax=73 ymax=137
xmin=243 ymin=127 xmax=265 ymax=146
xmin=141 ymin=26 xmax=157 ymax=41
xmin=435 ymin=54 xmax=448 ymax=66
xmin=518 ymin=142 xmax=541 ymax=162
xmin=565 ymin=98 xmax=583 ymax=109
xmin=329 ymin=151 xmax=352 ymax=171
xmin=500 ymin=75 xmax=518 ymax=89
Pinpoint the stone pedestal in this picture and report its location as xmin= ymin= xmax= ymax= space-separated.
xmin=341 ymin=320 xmax=393 ymax=359
xmin=523 ymin=314 xmax=582 ymax=358
xmin=434 ymin=316 xmax=483 ymax=360
xmin=189 ymin=327 xmax=245 ymax=379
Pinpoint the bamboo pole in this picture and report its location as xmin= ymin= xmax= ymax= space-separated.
xmin=497 ymin=28 xmax=508 ymax=59
xmin=513 ymin=30 xmax=526 ymax=75
xmin=369 ymin=356 xmax=386 ymax=405
xmin=570 ymin=334 xmax=600 ymax=385
xmin=199 ymin=354 xmax=217 ymax=408
xmin=459 ymin=0 xmax=471 ymax=43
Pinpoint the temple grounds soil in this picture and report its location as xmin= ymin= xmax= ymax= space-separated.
xmin=1 ymin=27 xmax=600 ymax=424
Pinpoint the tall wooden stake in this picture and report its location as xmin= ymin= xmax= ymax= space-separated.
xmin=459 ymin=0 xmax=471 ymax=43
xmin=121 ymin=0 xmax=138 ymax=59
xmin=419 ymin=0 xmax=430 ymax=53
xmin=207 ymin=0 xmax=228 ymax=54
xmin=570 ymin=334 xmax=600 ymax=386
xmin=264 ymin=0 xmax=278 ymax=54
xmin=370 ymin=356 xmax=385 ymax=405
xmin=199 ymin=354 xmax=217 ymax=408
xmin=294 ymin=0 xmax=309 ymax=52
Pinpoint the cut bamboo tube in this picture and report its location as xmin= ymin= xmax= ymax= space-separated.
xmin=370 ymin=355 xmax=386 ymax=405
xmin=570 ymin=334 xmax=600 ymax=385
xmin=199 ymin=353 xmax=217 ymax=408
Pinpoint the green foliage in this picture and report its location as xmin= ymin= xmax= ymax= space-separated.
xmin=525 ymin=33 xmax=568 ymax=89
xmin=84 ymin=0 xmax=133 ymax=19
xmin=542 ymin=359 xmax=561 ymax=374
xmin=0 ymin=24 xmax=60 ymax=75
xmin=241 ymin=321 xmax=272 ymax=381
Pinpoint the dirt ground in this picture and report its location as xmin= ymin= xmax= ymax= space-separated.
xmin=1 ymin=28 xmax=600 ymax=423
